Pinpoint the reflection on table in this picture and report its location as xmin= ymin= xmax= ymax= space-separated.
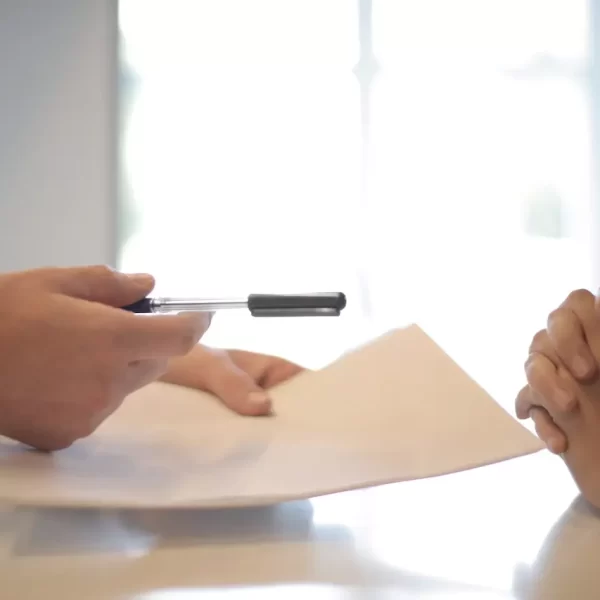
xmin=0 ymin=450 xmax=597 ymax=599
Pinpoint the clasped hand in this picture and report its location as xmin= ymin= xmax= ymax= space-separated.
xmin=517 ymin=289 xmax=600 ymax=507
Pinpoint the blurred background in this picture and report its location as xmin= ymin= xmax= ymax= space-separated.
xmin=0 ymin=3 xmax=593 ymax=590
xmin=118 ymin=0 xmax=597 ymax=410
xmin=0 ymin=1 xmax=597 ymax=412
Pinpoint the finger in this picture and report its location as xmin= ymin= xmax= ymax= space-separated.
xmin=515 ymin=385 xmax=535 ymax=420
xmin=528 ymin=329 xmax=560 ymax=362
xmin=226 ymin=350 xmax=304 ymax=388
xmin=545 ymin=289 xmax=598 ymax=380
xmin=525 ymin=352 xmax=577 ymax=414
xmin=189 ymin=352 xmax=273 ymax=416
xmin=530 ymin=407 xmax=568 ymax=454
xmin=120 ymin=312 xmax=211 ymax=359
xmin=562 ymin=288 xmax=596 ymax=328
xmin=259 ymin=360 xmax=304 ymax=388
xmin=546 ymin=307 xmax=595 ymax=379
xmin=46 ymin=265 xmax=155 ymax=307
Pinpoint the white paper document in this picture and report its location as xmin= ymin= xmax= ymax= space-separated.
xmin=0 ymin=325 xmax=544 ymax=508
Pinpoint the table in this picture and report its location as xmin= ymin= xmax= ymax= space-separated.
xmin=0 ymin=450 xmax=595 ymax=599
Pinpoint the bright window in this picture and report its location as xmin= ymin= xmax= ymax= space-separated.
xmin=118 ymin=0 xmax=593 ymax=409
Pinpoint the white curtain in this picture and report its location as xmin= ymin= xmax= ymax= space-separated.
xmin=118 ymin=0 xmax=593 ymax=409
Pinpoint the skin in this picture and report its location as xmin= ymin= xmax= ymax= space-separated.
xmin=517 ymin=289 xmax=600 ymax=508
xmin=162 ymin=345 xmax=303 ymax=416
xmin=0 ymin=266 xmax=210 ymax=451
xmin=0 ymin=265 xmax=303 ymax=452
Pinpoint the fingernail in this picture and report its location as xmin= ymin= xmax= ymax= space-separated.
xmin=572 ymin=355 xmax=591 ymax=378
xmin=554 ymin=388 xmax=575 ymax=412
xmin=248 ymin=392 xmax=272 ymax=413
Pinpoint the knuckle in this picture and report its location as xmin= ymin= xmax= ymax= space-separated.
xmin=90 ymin=264 xmax=116 ymax=282
xmin=524 ymin=354 xmax=543 ymax=382
xmin=67 ymin=264 xmax=117 ymax=300
xmin=564 ymin=288 xmax=593 ymax=309
xmin=528 ymin=330 xmax=548 ymax=354
xmin=525 ymin=358 xmax=539 ymax=381
xmin=546 ymin=308 xmax=566 ymax=327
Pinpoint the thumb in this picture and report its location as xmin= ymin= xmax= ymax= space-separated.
xmin=530 ymin=407 xmax=568 ymax=454
xmin=204 ymin=355 xmax=272 ymax=416
xmin=45 ymin=265 xmax=155 ymax=307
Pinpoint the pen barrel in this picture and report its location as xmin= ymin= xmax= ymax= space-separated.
xmin=120 ymin=298 xmax=246 ymax=314
xmin=248 ymin=293 xmax=346 ymax=317
xmin=121 ymin=293 xmax=347 ymax=316
xmin=152 ymin=298 xmax=247 ymax=313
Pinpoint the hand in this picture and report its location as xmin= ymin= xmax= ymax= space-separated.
xmin=516 ymin=328 xmax=573 ymax=454
xmin=516 ymin=289 xmax=600 ymax=508
xmin=0 ymin=266 xmax=210 ymax=451
xmin=161 ymin=345 xmax=303 ymax=415
xmin=516 ymin=290 xmax=600 ymax=453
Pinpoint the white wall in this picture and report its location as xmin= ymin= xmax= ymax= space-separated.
xmin=0 ymin=0 xmax=118 ymax=271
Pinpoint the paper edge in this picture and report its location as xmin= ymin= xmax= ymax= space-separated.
xmin=0 ymin=324 xmax=543 ymax=509
xmin=0 ymin=445 xmax=544 ymax=510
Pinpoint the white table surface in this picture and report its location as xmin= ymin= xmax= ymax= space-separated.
xmin=0 ymin=449 xmax=594 ymax=599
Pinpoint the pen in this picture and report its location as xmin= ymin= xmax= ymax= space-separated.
xmin=121 ymin=292 xmax=347 ymax=317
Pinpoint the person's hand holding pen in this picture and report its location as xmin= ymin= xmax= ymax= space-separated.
xmin=0 ymin=266 xmax=337 ymax=451
xmin=0 ymin=266 xmax=210 ymax=451
xmin=124 ymin=292 xmax=346 ymax=416
xmin=124 ymin=290 xmax=345 ymax=415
